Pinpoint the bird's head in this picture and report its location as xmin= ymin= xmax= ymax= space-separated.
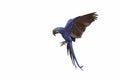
xmin=52 ymin=27 xmax=63 ymax=36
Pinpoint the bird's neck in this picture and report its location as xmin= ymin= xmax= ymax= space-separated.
xmin=59 ymin=27 xmax=65 ymax=33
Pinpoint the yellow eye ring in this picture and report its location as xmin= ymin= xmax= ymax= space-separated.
xmin=56 ymin=30 xmax=59 ymax=33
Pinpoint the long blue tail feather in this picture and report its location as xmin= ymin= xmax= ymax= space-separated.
xmin=67 ymin=42 xmax=83 ymax=70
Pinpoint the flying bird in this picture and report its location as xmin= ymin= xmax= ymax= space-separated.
xmin=52 ymin=12 xmax=98 ymax=70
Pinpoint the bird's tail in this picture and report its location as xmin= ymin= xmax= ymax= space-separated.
xmin=67 ymin=42 xmax=83 ymax=70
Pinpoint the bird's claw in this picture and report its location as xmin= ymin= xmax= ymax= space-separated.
xmin=60 ymin=41 xmax=67 ymax=46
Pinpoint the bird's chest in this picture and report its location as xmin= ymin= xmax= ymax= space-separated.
xmin=61 ymin=32 xmax=72 ymax=42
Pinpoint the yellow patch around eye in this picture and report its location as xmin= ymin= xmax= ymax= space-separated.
xmin=56 ymin=30 xmax=59 ymax=33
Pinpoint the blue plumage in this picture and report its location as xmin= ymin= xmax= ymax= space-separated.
xmin=53 ymin=12 xmax=98 ymax=70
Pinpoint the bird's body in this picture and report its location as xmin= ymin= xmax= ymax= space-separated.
xmin=53 ymin=12 xmax=98 ymax=70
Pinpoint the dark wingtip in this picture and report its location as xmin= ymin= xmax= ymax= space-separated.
xmin=89 ymin=12 xmax=98 ymax=21
xmin=93 ymin=12 xmax=98 ymax=20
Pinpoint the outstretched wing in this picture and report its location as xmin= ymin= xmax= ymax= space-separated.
xmin=65 ymin=12 xmax=98 ymax=38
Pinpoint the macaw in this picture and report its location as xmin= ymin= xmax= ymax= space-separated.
xmin=52 ymin=12 xmax=98 ymax=70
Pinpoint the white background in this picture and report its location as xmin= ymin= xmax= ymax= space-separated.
xmin=0 ymin=0 xmax=120 ymax=80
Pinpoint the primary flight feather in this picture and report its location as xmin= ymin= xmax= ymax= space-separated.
xmin=53 ymin=12 xmax=98 ymax=70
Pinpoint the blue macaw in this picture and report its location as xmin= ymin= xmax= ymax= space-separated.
xmin=53 ymin=12 xmax=98 ymax=70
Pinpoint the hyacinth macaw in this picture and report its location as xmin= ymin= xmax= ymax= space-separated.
xmin=52 ymin=12 xmax=98 ymax=70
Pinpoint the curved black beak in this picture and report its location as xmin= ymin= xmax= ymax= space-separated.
xmin=53 ymin=30 xmax=60 ymax=36
xmin=53 ymin=31 xmax=56 ymax=36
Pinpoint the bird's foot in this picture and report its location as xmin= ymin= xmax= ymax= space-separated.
xmin=60 ymin=41 xmax=67 ymax=46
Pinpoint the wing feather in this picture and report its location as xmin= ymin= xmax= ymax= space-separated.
xmin=69 ymin=12 xmax=98 ymax=38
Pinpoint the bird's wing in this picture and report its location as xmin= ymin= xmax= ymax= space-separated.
xmin=65 ymin=12 xmax=98 ymax=38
